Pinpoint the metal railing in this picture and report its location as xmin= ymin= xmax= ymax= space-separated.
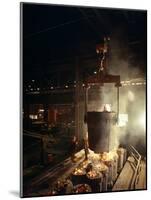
xmin=128 ymin=145 xmax=141 ymax=189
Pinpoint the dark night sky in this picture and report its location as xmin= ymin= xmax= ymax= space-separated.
xmin=22 ymin=3 xmax=147 ymax=84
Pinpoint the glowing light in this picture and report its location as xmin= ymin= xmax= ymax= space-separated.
xmin=50 ymin=86 xmax=54 ymax=89
xmin=136 ymin=82 xmax=141 ymax=85
xmin=94 ymin=71 xmax=97 ymax=74
xmin=103 ymin=104 xmax=111 ymax=112
xmin=118 ymin=114 xmax=128 ymax=127
xmin=65 ymin=85 xmax=68 ymax=88
xmin=39 ymin=109 xmax=44 ymax=112
xmin=96 ymin=49 xmax=99 ymax=54
xmin=29 ymin=114 xmax=38 ymax=119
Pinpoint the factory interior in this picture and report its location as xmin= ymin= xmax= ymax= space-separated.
xmin=22 ymin=3 xmax=147 ymax=197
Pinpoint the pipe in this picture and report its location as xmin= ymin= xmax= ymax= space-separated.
xmin=117 ymin=87 xmax=119 ymax=124
xmin=84 ymin=86 xmax=89 ymax=123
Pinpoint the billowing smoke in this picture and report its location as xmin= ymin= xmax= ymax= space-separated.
xmin=87 ymin=28 xmax=146 ymax=155
xmin=109 ymin=30 xmax=146 ymax=155
xmin=108 ymin=30 xmax=146 ymax=155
